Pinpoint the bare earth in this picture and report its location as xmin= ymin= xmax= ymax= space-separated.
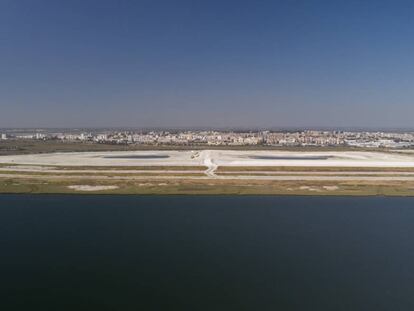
xmin=67 ymin=185 xmax=119 ymax=191
xmin=0 ymin=150 xmax=414 ymax=195
xmin=1 ymin=150 xmax=414 ymax=168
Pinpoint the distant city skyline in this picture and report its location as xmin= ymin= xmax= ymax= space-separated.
xmin=1 ymin=0 xmax=414 ymax=128
xmin=2 ymin=128 xmax=414 ymax=149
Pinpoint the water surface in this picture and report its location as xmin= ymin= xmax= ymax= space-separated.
xmin=1 ymin=195 xmax=414 ymax=310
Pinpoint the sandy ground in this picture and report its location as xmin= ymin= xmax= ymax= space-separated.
xmin=0 ymin=167 xmax=203 ymax=174
xmin=1 ymin=173 xmax=414 ymax=182
xmin=2 ymin=167 xmax=414 ymax=176
xmin=1 ymin=150 xmax=414 ymax=168
xmin=67 ymin=185 xmax=119 ymax=191
xmin=1 ymin=150 xmax=414 ymax=182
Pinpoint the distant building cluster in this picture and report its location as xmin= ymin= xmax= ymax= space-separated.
xmin=1 ymin=129 xmax=414 ymax=149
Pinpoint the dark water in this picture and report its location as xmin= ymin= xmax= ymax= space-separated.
xmin=249 ymin=155 xmax=332 ymax=160
xmin=103 ymin=155 xmax=170 ymax=159
xmin=1 ymin=195 xmax=414 ymax=311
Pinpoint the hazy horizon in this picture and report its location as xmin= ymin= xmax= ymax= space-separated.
xmin=2 ymin=0 xmax=414 ymax=128
xmin=2 ymin=126 xmax=414 ymax=133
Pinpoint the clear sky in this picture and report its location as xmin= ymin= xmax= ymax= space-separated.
xmin=1 ymin=0 xmax=414 ymax=129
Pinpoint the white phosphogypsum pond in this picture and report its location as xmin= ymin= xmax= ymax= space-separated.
xmin=0 ymin=150 xmax=414 ymax=167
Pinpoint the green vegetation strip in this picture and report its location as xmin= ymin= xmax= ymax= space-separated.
xmin=0 ymin=177 xmax=413 ymax=196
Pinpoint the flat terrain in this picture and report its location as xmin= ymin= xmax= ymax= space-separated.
xmin=2 ymin=149 xmax=414 ymax=166
xmin=0 ymin=149 xmax=414 ymax=195
xmin=2 ymin=139 xmax=408 ymax=155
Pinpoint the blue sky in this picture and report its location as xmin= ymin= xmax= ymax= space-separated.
xmin=1 ymin=0 xmax=414 ymax=128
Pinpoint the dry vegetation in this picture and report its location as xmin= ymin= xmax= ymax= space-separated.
xmin=0 ymin=168 xmax=413 ymax=196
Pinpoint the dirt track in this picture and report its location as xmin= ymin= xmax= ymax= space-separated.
xmin=1 ymin=172 xmax=414 ymax=182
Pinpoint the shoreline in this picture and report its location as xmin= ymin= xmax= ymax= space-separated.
xmin=0 ymin=192 xmax=413 ymax=197
xmin=0 ymin=191 xmax=412 ymax=197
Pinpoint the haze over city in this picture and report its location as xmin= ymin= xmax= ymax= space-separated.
xmin=1 ymin=0 xmax=414 ymax=129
